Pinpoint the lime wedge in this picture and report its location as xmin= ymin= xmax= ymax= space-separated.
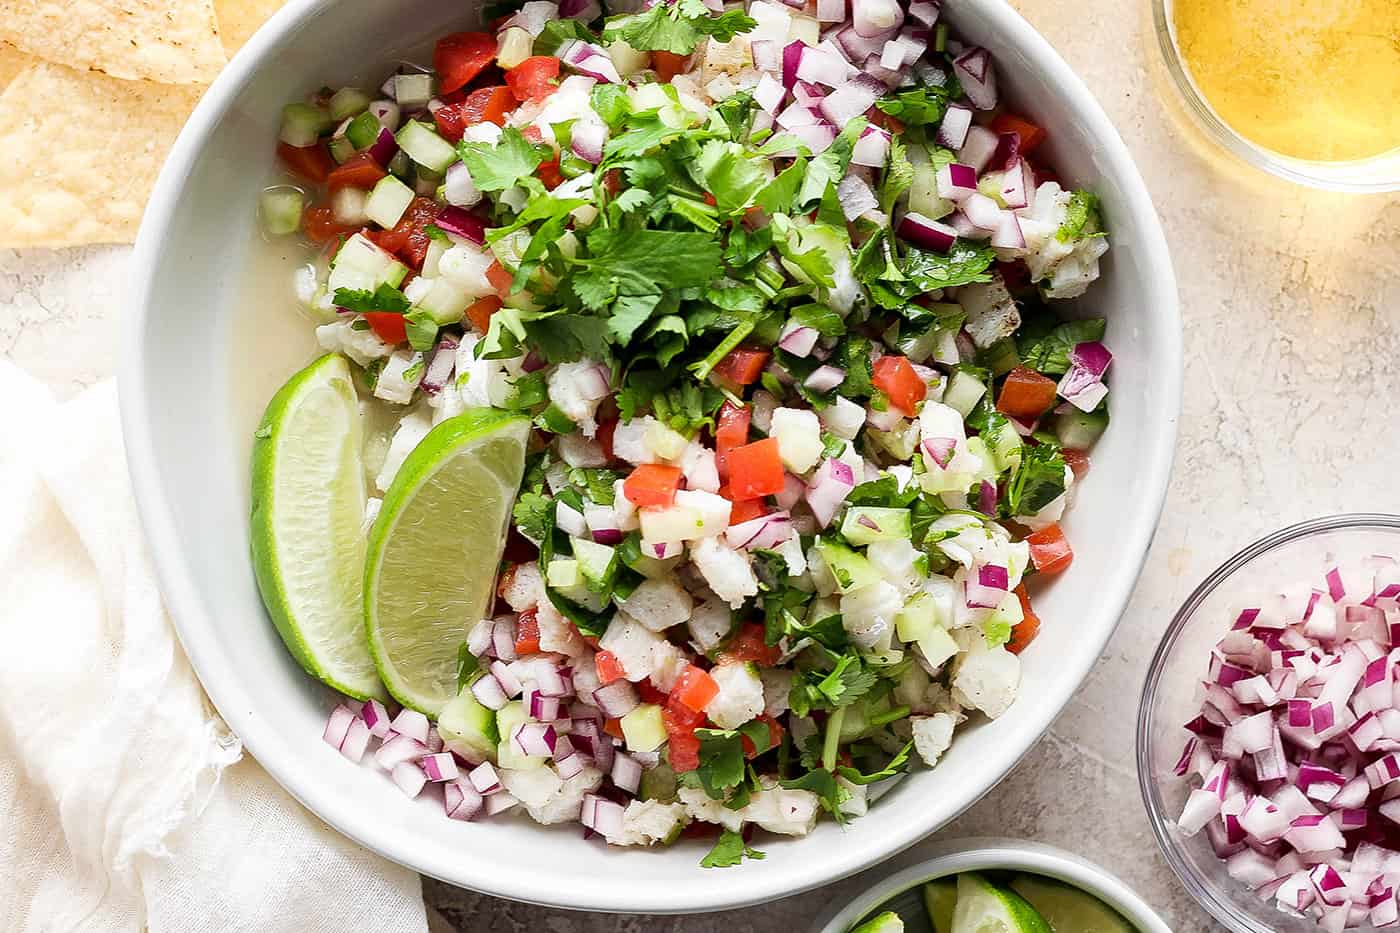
xmin=364 ymin=408 xmax=529 ymax=714
xmin=924 ymin=878 xmax=958 ymax=933
xmin=251 ymin=353 xmax=385 ymax=700
xmin=849 ymin=911 xmax=904 ymax=933
xmin=1008 ymin=875 xmax=1134 ymax=933
xmin=952 ymin=872 xmax=1052 ymax=933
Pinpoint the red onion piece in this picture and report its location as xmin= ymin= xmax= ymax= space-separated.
xmin=778 ymin=321 xmax=820 ymax=357
xmin=782 ymin=40 xmax=806 ymax=89
xmin=952 ymin=47 xmax=998 ymax=109
xmin=836 ymin=174 xmax=878 ymax=221
xmin=805 ymin=457 xmax=855 ymax=528
xmin=797 ymin=44 xmax=854 ymax=88
xmin=897 ymin=212 xmax=958 ymax=253
xmin=592 ymin=679 xmax=640 ymax=718
xmin=851 ymin=125 xmax=891 ymax=167
xmin=368 ymin=126 xmax=399 ymax=166
xmin=958 ymin=124 xmax=1000 ymax=172
xmin=754 ymin=72 xmax=785 ymax=112
xmin=571 ymin=120 xmax=608 ymax=164
xmin=819 ymin=73 xmax=885 ymax=124
xmin=804 ymin=364 xmax=847 ymax=392
xmin=852 ymin=0 xmax=904 ymax=38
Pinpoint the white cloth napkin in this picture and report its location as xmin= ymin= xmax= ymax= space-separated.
xmin=0 ymin=363 xmax=429 ymax=933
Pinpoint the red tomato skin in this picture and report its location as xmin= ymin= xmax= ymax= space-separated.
xmin=505 ymin=56 xmax=561 ymax=102
xmin=726 ymin=438 xmax=785 ymax=500
xmin=277 ymin=141 xmax=335 ymax=183
xmin=361 ymin=312 xmax=407 ymax=345
xmin=434 ymin=32 xmax=498 ymax=95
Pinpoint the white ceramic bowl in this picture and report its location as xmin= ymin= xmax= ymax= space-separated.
xmin=121 ymin=0 xmax=1180 ymax=914
xmin=810 ymin=838 xmax=1174 ymax=933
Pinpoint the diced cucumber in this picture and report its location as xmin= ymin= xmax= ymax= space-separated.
xmin=838 ymin=697 xmax=874 ymax=741
xmin=814 ymin=539 xmax=881 ymax=594
xmin=328 ymin=132 xmax=358 ymax=164
xmin=1054 ymin=408 xmax=1108 ymax=450
xmin=345 ymin=110 xmax=382 ymax=150
xmin=327 ymin=232 xmax=408 ymax=293
xmin=908 ymin=147 xmax=955 ymax=219
xmin=329 ymin=86 xmax=372 ymax=121
xmin=851 ymin=912 xmax=904 ymax=933
xmin=619 ymin=536 xmax=678 ymax=580
xmin=437 ymin=688 xmax=499 ymax=763
xmin=396 ymin=120 xmax=458 ymax=173
xmin=840 ymin=507 xmax=912 ymax=546
xmin=963 ymin=436 xmax=1000 ymax=484
xmin=258 ymin=186 xmax=304 ymax=236
xmin=620 ymin=703 xmax=667 ymax=752
xmin=393 ymin=73 xmax=434 ymax=110
xmin=917 ymin=625 xmax=959 ymax=669
xmin=411 ymin=277 xmax=470 ymax=325
xmin=979 ymin=336 xmax=1020 ymax=376
xmin=364 ymin=174 xmax=415 ymax=228
xmin=896 ymin=591 xmax=941 ymax=642
xmin=942 ymin=370 xmax=986 ymax=418
xmin=573 ymin=538 xmax=619 ymax=593
xmin=547 ymin=558 xmax=581 ymax=590
xmin=644 ymin=419 xmax=689 ymax=460
xmin=977 ymin=170 xmax=1007 ymax=207
xmin=985 ymin=416 xmax=1023 ymax=472
xmin=640 ymin=761 xmax=678 ymax=801
xmin=495 ymin=701 xmax=545 ymax=770
xmin=278 ymin=102 xmax=332 ymax=147
xmin=923 ymin=878 xmax=958 ymax=933
xmin=422 ymin=237 xmax=449 ymax=278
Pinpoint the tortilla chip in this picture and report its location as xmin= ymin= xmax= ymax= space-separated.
xmin=0 ymin=0 xmax=226 ymax=85
xmin=215 ymin=0 xmax=287 ymax=58
xmin=0 ymin=61 xmax=202 ymax=247
xmin=0 ymin=43 xmax=34 ymax=92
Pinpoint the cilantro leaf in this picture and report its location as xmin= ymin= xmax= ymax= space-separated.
xmin=847 ymin=474 xmax=920 ymax=509
xmin=456 ymin=642 xmax=480 ymax=692
xmin=604 ymin=2 xmax=757 ymax=55
xmin=834 ymin=336 xmax=874 ymax=397
xmin=1057 ymin=190 xmax=1101 ymax=242
xmin=591 ymin=83 xmax=632 ymax=127
xmin=1006 ymin=443 xmax=1067 ymax=517
xmin=698 ymin=140 xmax=768 ymax=214
xmin=332 ymin=283 xmax=411 ymax=313
xmin=798 ymin=118 xmax=866 ymax=207
xmin=790 ymin=303 xmax=845 ymax=338
xmin=874 ymin=85 xmax=953 ymax=125
xmin=568 ymin=467 xmax=621 ymax=505
xmin=879 ymin=136 xmax=914 ymax=214
xmin=836 ymin=741 xmax=914 ymax=785
xmin=608 ymin=292 xmax=664 ymax=344
xmin=402 ymin=310 xmax=439 ymax=352
xmin=779 ymin=768 xmax=848 ymax=818
xmin=754 ymin=159 xmax=805 ymax=215
xmin=902 ymin=241 xmax=997 ymax=291
xmin=1019 ymin=318 xmax=1106 ymax=375
xmin=573 ymin=226 xmax=723 ymax=303
xmin=815 ymin=654 xmax=878 ymax=708
xmin=604 ymin=110 xmax=691 ymax=159
xmin=512 ymin=489 xmax=552 ymax=541
xmin=700 ymin=829 xmax=766 ymax=868
xmin=690 ymin=728 xmax=748 ymax=798
xmin=457 ymin=126 xmax=550 ymax=191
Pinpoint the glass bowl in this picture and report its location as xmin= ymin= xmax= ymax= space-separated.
xmin=1150 ymin=0 xmax=1400 ymax=193
xmin=1137 ymin=514 xmax=1400 ymax=932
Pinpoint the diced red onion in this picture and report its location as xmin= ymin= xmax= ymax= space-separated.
xmin=323 ymin=704 xmax=355 ymax=749
xmin=611 ymin=753 xmax=643 ymax=794
xmin=777 ymin=100 xmax=819 ymax=130
xmin=391 ymin=708 xmax=430 ymax=743
xmin=805 ymin=457 xmax=855 ymax=528
xmin=787 ymin=123 xmax=837 ymax=155
xmin=467 ymin=619 xmax=495 ymax=657
xmin=467 ymin=761 xmax=501 ymax=794
xmin=754 ymin=71 xmax=785 ymax=112
xmin=778 ymin=320 xmax=820 ymax=357
xmin=897 ymin=212 xmax=958 ymax=253
xmin=957 ymin=124 xmax=1000 ymax=172
xmin=935 ymin=162 xmax=978 ymax=202
xmin=991 ymin=212 xmax=1025 ymax=250
xmin=776 ymin=472 xmax=805 ymax=511
xmin=559 ymin=41 xmax=623 ymax=83
xmin=471 ymin=673 xmax=509 ymax=710
xmin=375 ymin=733 xmax=428 ymax=769
xmin=559 ymin=0 xmax=602 ymax=19
xmin=852 ymin=0 xmax=904 ymax=38
xmin=1000 ymin=158 xmax=1035 ymax=210
xmin=485 ymin=791 xmax=519 ymax=816
xmin=556 ymin=499 xmax=588 ymax=538
xmin=819 ymin=73 xmax=884 ymax=124
xmin=444 ymin=778 xmax=483 ymax=820
xmin=798 ymin=44 xmax=854 ymax=88
xmin=907 ymin=0 xmax=940 ymax=27
xmin=952 ymin=47 xmax=997 ymax=109
xmin=421 ymin=335 xmax=459 ymax=395
xmin=490 ymin=659 xmax=522 ymax=696
xmin=592 ymin=680 xmax=640 ymax=718
xmin=961 ymin=193 xmax=1002 ymax=231
xmin=391 ymin=760 xmax=427 ymax=798
xmin=817 ymin=0 xmax=845 ymax=21
xmin=804 ymin=365 xmax=847 ymax=393
xmin=511 ymin=722 xmax=557 ymax=757
xmin=361 ymin=698 xmax=392 ymax=738
xmin=726 ymin=512 xmax=794 ymax=551
xmin=421 ymin=752 xmax=459 ymax=782
xmin=965 ymin=563 xmax=1009 ymax=609
xmin=581 ymin=793 xmax=625 ymax=836
xmin=782 ymin=40 xmax=806 ymax=89
xmin=367 ymin=126 xmax=398 ymax=166
xmin=851 ymin=125 xmax=891 ymax=167
xmin=571 ymin=121 xmax=608 ymax=164
xmin=340 ymin=719 xmax=371 ymax=762
xmin=935 ymin=104 xmax=973 ymax=150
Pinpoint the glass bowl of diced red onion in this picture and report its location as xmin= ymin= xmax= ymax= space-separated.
xmin=1138 ymin=514 xmax=1400 ymax=933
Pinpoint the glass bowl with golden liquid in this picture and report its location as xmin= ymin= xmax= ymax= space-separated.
xmin=1152 ymin=0 xmax=1400 ymax=191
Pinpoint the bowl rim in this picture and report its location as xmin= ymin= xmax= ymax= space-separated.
xmin=119 ymin=0 xmax=1182 ymax=913
xmin=809 ymin=837 xmax=1174 ymax=933
xmin=1136 ymin=513 xmax=1400 ymax=932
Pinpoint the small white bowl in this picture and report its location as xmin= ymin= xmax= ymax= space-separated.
xmin=811 ymin=838 xmax=1174 ymax=933
xmin=121 ymin=0 xmax=1180 ymax=914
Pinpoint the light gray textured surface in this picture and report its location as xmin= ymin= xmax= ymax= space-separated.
xmin=4 ymin=0 xmax=1398 ymax=928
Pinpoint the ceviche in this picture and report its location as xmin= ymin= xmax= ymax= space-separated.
xmin=252 ymin=0 xmax=1113 ymax=866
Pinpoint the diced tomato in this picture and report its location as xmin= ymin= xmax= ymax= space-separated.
xmin=718 ymin=623 xmax=781 ymax=667
xmin=726 ymin=437 xmax=784 ymax=500
xmin=727 ymin=496 xmax=769 ymax=525
xmin=623 ymin=464 xmax=684 ymax=509
xmin=868 ymin=109 xmax=905 ymax=135
xmin=485 ymin=260 xmax=515 ymax=296
xmin=664 ymin=696 xmax=706 ymax=731
xmin=436 ymin=86 xmax=515 ymax=140
xmin=276 ymin=141 xmax=334 ymax=183
xmin=711 ymin=346 xmax=769 ymax=386
xmin=702 ymin=191 xmax=718 ymax=208
xmin=996 ymin=367 xmax=1058 ymax=420
xmin=1026 ymin=523 xmax=1073 ymax=575
xmin=367 ymin=196 xmax=439 ymax=270
xmin=299 ymin=204 xmax=357 ymax=245
xmin=636 ymin=680 xmax=668 ymax=705
xmin=536 ymin=157 xmax=564 ymax=191
xmin=603 ymin=717 xmax=625 ymax=740
xmin=990 ymin=113 xmax=1048 ymax=153
xmin=1008 ymin=585 xmax=1041 ymax=654
xmin=514 ymin=607 xmax=541 ymax=655
xmin=326 ymin=151 xmax=387 ymax=193
xmin=651 ymin=50 xmax=688 ymax=82
xmin=996 ymin=259 xmax=1032 ymax=291
xmin=596 ymin=418 xmax=618 ymax=462
xmin=871 ymin=355 xmax=927 ymax=417
xmin=595 ymin=649 xmax=626 ymax=685
xmin=522 ymin=124 xmax=545 ymax=143
xmin=465 ymin=295 xmax=503 ymax=334
xmin=361 ymin=312 xmax=407 ymax=345
xmin=1062 ymin=448 xmax=1090 ymax=479
xmin=434 ymin=32 xmax=499 ymax=95
xmin=668 ymin=729 xmax=701 ymax=773
xmin=505 ymin=55 xmax=561 ymax=102
xmin=714 ymin=401 xmax=750 ymax=481
xmin=741 ymin=716 xmax=784 ymax=758
xmin=672 ymin=665 xmax=719 ymax=712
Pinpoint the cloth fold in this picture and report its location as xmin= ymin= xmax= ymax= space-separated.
xmin=0 ymin=363 xmax=428 ymax=933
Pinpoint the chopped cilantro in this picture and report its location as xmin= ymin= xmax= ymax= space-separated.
xmin=901 ymin=242 xmax=997 ymax=291
xmin=512 ymin=489 xmax=553 ymax=541
xmin=874 ymin=85 xmax=954 ymax=125
xmin=1057 ymin=190 xmax=1101 ymax=242
xmin=1006 ymin=443 xmax=1067 ymax=517
xmin=700 ymin=829 xmax=765 ymax=868
xmin=333 ymin=283 xmax=411 ymax=313
xmin=456 ymin=642 xmax=480 ymax=691
xmin=1018 ymin=317 xmax=1106 ymax=375
xmin=603 ymin=0 xmax=757 ymax=55
xmin=457 ymin=126 xmax=550 ymax=192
